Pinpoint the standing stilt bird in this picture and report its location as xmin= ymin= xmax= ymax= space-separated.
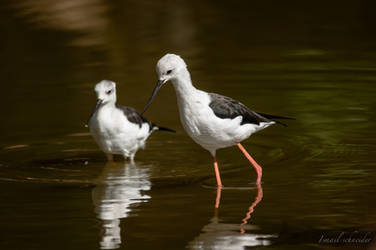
xmin=142 ymin=54 xmax=293 ymax=186
xmin=88 ymin=80 xmax=175 ymax=163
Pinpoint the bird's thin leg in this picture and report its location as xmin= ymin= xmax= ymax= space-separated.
xmin=236 ymin=143 xmax=262 ymax=184
xmin=122 ymin=149 xmax=131 ymax=163
xmin=215 ymin=186 xmax=222 ymax=209
xmin=213 ymin=156 xmax=223 ymax=187
xmin=129 ymin=154 xmax=135 ymax=165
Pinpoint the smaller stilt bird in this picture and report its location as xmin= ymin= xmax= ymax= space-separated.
xmin=88 ymin=80 xmax=175 ymax=162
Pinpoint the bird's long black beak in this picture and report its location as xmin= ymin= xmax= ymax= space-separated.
xmin=86 ymin=99 xmax=103 ymax=127
xmin=142 ymin=79 xmax=166 ymax=114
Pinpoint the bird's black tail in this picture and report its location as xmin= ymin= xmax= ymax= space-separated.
xmin=257 ymin=112 xmax=295 ymax=127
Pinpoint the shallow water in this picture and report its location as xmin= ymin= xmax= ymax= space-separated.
xmin=1 ymin=1 xmax=376 ymax=249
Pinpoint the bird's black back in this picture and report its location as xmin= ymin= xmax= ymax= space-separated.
xmin=208 ymin=93 xmax=293 ymax=126
xmin=117 ymin=105 xmax=175 ymax=132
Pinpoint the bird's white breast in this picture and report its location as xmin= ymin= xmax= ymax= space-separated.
xmin=89 ymin=105 xmax=151 ymax=155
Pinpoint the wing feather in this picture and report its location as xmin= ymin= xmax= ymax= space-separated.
xmin=116 ymin=105 xmax=151 ymax=129
xmin=208 ymin=93 xmax=272 ymax=125
xmin=116 ymin=105 xmax=175 ymax=132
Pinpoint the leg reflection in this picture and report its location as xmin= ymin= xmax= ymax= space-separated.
xmin=92 ymin=162 xmax=151 ymax=249
xmin=188 ymin=184 xmax=275 ymax=249
xmin=240 ymin=183 xmax=263 ymax=234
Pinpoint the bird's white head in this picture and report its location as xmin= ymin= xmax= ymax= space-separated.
xmin=156 ymin=53 xmax=187 ymax=83
xmin=142 ymin=54 xmax=188 ymax=114
xmin=87 ymin=80 xmax=117 ymax=125
xmin=94 ymin=80 xmax=117 ymax=105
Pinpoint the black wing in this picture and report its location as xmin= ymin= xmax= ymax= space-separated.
xmin=116 ymin=105 xmax=151 ymax=129
xmin=208 ymin=93 xmax=293 ymax=126
xmin=117 ymin=105 xmax=175 ymax=132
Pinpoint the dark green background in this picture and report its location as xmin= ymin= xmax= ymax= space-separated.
xmin=0 ymin=1 xmax=375 ymax=249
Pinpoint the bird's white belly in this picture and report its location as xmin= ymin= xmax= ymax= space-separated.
xmin=99 ymin=131 xmax=132 ymax=154
xmin=90 ymin=110 xmax=150 ymax=156
xmin=181 ymin=112 xmax=239 ymax=149
xmin=178 ymin=98 xmax=273 ymax=152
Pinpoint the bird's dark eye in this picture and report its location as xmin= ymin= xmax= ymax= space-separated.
xmin=106 ymin=90 xmax=112 ymax=95
xmin=166 ymin=70 xmax=172 ymax=74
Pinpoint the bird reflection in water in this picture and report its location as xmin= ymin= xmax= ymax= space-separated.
xmin=92 ymin=162 xmax=151 ymax=249
xmin=189 ymin=184 xmax=277 ymax=249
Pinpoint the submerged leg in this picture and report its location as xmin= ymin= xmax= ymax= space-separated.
xmin=215 ymin=186 xmax=222 ymax=209
xmin=213 ymin=156 xmax=223 ymax=187
xmin=106 ymin=154 xmax=114 ymax=162
xmin=129 ymin=154 xmax=135 ymax=164
xmin=236 ymin=143 xmax=262 ymax=184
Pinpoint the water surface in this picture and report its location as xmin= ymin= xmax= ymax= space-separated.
xmin=1 ymin=1 xmax=376 ymax=249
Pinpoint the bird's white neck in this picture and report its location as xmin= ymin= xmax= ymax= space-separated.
xmin=100 ymin=101 xmax=116 ymax=112
xmin=171 ymin=68 xmax=198 ymax=101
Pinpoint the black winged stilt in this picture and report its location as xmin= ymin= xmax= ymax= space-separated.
xmin=88 ymin=80 xmax=175 ymax=162
xmin=142 ymin=54 xmax=293 ymax=186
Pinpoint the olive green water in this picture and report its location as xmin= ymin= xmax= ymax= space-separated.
xmin=1 ymin=1 xmax=376 ymax=249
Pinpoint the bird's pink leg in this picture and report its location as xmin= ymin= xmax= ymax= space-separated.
xmin=215 ymin=186 xmax=222 ymax=209
xmin=237 ymin=143 xmax=262 ymax=184
xmin=213 ymin=156 xmax=223 ymax=187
